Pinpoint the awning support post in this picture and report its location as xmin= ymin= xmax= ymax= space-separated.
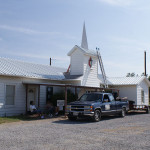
xmin=75 ymin=87 xmax=78 ymax=100
xmin=65 ymin=86 xmax=68 ymax=117
xmin=26 ymin=85 xmax=28 ymax=113
xmin=38 ymin=85 xmax=40 ymax=108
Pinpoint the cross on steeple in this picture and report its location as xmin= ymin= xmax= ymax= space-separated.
xmin=81 ymin=22 xmax=88 ymax=50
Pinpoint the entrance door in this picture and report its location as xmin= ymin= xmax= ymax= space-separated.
xmin=27 ymin=88 xmax=36 ymax=111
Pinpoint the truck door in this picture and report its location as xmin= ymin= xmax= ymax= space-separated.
xmin=101 ymin=94 xmax=116 ymax=115
xmin=108 ymin=94 xmax=116 ymax=112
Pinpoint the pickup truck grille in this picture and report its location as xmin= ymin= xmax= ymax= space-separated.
xmin=71 ymin=106 xmax=84 ymax=112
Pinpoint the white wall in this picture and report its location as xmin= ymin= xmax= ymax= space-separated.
xmin=114 ymin=85 xmax=137 ymax=103
xmin=137 ymin=80 xmax=149 ymax=105
xmin=0 ymin=76 xmax=69 ymax=116
xmin=69 ymin=48 xmax=101 ymax=87
xmin=81 ymin=55 xmax=100 ymax=87
xmin=0 ymin=76 xmax=26 ymax=116
xmin=70 ymin=49 xmax=84 ymax=75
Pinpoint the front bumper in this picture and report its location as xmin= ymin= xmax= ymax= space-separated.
xmin=67 ymin=111 xmax=94 ymax=117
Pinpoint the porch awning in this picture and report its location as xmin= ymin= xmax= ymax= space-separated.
xmin=22 ymin=81 xmax=119 ymax=91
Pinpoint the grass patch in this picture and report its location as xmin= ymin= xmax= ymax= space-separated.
xmin=0 ymin=117 xmax=20 ymax=124
xmin=0 ymin=115 xmax=40 ymax=124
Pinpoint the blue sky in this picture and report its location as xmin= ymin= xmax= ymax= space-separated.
xmin=0 ymin=0 xmax=150 ymax=77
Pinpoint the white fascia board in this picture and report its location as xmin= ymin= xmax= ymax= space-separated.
xmin=139 ymin=77 xmax=150 ymax=87
xmin=67 ymin=45 xmax=78 ymax=56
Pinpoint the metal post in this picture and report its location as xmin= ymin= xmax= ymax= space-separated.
xmin=50 ymin=58 xmax=51 ymax=66
xmin=65 ymin=86 xmax=67 ymax=117
xmin=38 ymin=85 xmax=40 ymax=108
xmin=26 ymin=85 xmax=28 ymax=113
xmin=75 ymin=87 xmax=78 ymax=99
xmin=144 ymin=51 xmax=146 ymax=76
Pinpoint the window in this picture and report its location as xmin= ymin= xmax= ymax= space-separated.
xmin=108 ymin=94 xmax=115 ymax=102
xmin=141 ymin=90 xmax=145 ymax=103
xmin=79 ymin=94 xmax=102 ymax=102
xmin=103 ymin=95 xmax=110 ymax=102
xmin=6 ymin=85 xmax=15 ymax=105
xmin=46 ymin=87 xmax=53 ymax=102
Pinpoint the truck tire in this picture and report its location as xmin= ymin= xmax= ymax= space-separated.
xmin=93 ymin=110 xmax=101 ymax=122
xmin=120 ymin=108 xmax=126 ymax=117
xmin=68 ymin=116 xmax=77 ymax=121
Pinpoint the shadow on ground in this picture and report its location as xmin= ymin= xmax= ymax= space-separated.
xmin=52 ymin=111 xmax=148 ymax=124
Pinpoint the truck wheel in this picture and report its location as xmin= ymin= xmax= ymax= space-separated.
xmin=93 ymin=110 xmax=101 ymax=122
xmin=68 ymin=116 xmax=77 ymax=121
xmin=120 ymin=108 xmax=126 ymax=117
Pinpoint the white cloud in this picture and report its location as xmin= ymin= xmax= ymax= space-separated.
xmin=108 ymin=36 xmax=150 ymax=52
xmin=0 ymin=50 xmax=69 ymax=62
xmin=104 ymin=60 xmax=144 ymax=77
xmin=0 ymin=24 xmax=60 ymax=35
xmin=0 ymin=24 xmax=77 ymax=40
xmin=97 ymin=0 xmax=134 ymax=7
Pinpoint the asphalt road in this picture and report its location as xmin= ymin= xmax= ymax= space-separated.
xmin=0 ymin=112 xmax=150 ymax=150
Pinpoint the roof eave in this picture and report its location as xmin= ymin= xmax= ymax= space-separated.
xmin=67 ymin=45 xmax=77 ymax=56
xmin=0 ymin=74 xmax=65 ymax=81
xmin=138 ymin=76 xmax=150 ymax=87
xmin=109 ymin=84 xmax=137 ymax=86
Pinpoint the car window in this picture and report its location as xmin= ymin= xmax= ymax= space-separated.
xmin=103 ymin=94 xmax=110 ymax=102
xmin=108 ymin=94 xmax=115 ymax=102
xmin=79 ymin=94 xmax=102 ymax=102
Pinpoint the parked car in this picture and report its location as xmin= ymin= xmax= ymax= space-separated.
xmin=67 ymin=92 xmax=129 ymax=122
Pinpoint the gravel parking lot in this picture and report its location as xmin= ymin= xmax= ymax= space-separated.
xmin=0 ymin=113 xmax=150 ymax=150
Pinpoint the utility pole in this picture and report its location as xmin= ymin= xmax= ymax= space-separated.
xmin=50 ymin=58 xmax=51 ymax=66
xmin=144 ymin=51 xmax=146 ymax=76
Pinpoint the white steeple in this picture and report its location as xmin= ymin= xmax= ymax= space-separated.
xmin=81 ymin=22 xmax=88 ymax=49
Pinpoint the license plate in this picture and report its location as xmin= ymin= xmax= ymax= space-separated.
xmin=73 ymin=112 xmax=78 ymax=116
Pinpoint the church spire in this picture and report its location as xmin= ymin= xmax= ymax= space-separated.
xmin=81 ymin=22 xmax=88 ymax=49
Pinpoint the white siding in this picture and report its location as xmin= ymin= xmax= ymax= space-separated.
xmin=0 ymin=76 xmax=26 ymax=116
xmin=137 ymin=80 xmax=149 ymax=105
xmin=0 ymin=76 xmax=68 ymax=116
xmin=70 ymin=49 xmax=84 ymax=75
xmin=39 ymin=86 xmax=46 ymax=111
xmin=114 ymin=85 xmax=137 ymax=103
xmin=81 ymin=55 xmax=100 ymax=87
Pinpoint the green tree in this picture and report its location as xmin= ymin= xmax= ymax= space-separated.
xmin=141 ymin=72 xmax=148 ymax=77
xmin=126 ymin=72 xmax=135 ymax=77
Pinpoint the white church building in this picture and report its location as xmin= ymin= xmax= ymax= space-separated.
xmin=0 ymin=24 xmax=149 ymax=116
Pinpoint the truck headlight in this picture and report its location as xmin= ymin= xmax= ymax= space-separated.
xmin=84 ymin=106 xmax=93 ymax=111
xmin=84 ymin=106 xmax=91 ymax=109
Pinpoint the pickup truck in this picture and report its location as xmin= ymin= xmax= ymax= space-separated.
xmin=67 ymin=92 xmax=129 ymax=122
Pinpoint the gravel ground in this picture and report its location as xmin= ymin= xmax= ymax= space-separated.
xmin=0 ymin=113 xmax=150 ymax=150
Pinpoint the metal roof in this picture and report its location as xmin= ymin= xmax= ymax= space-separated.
xmin=98 ymin=74 xmax=150 ymax=86
xmin=0 ymin=57 xmax=66 ymax=80
xmin=107 ymin=76 xmax=149 ymax=86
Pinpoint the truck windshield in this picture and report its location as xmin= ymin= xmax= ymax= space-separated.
xmin=79 ymin=94 xmax=103 ymax=102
